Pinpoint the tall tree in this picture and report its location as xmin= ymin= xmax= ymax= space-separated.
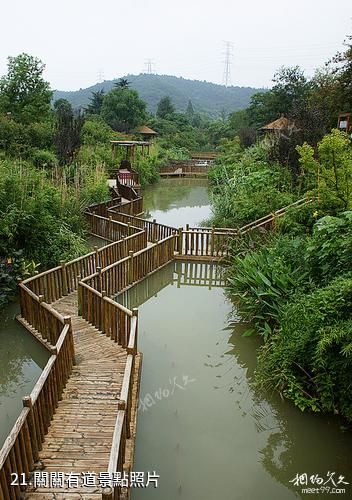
xmin=101 ymin=87 xmax=146 ymax=132
xmin=331 ymin=34 xmax=352 ymax=111
xmin=186 ymin=99 xmax=194 ymax=118
xmin=86 ymin=89 xmax=105 ymax=115
xmin=156 ymin=96 xmax=175 ymax=119
xmin=248 ymin=66 xmax=310 ymax=128
xmin=114 ymin=78 xmax=131 ymax=90
xmin=54 ymin=99 xmax=84 ymax=165
xmin=0 ymin=53 xmax=52 ymax=124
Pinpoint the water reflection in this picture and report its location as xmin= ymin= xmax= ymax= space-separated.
xmin=118 ymin=260 xmax=225 ymax=309
xmin=117 ymin=261 xmax=352 ymax=500
xmin=0 ymin=302 xmax=48 ymax=446
xmin=143 ymin=179 xmax=212 ymax=227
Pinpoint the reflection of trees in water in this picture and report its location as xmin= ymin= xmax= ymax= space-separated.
xmin=120 ymin=260 xmax=352 ymax=497
xmin=143 ymin=179 xmax=210 ymax=214
xmin=216 ymin=321 xmax=352 ymax=498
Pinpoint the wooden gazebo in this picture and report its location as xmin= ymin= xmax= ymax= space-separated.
xmin=110 ymin=140 xmax=150 ymax=164
xmin=133 ymin=125 xmax=158 ymax=142
xmin=261 ymin=114 xmax=297 ymax=134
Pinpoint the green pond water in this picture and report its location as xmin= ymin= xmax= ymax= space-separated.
xmin=143 ymin=178 xmax=211 ymax=227
xmin=115 ymin=179 xmax=352 ymax=500
xmin=0 ymin=302 xmax=48 ymax=447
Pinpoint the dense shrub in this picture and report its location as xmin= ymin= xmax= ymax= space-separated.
xmin=0 ymin=159 xmax=109 ymax=271
xmin=30 ymin=148 xmax=58 ymax=168
xmin=227 ymin=209 xmax=352 ymax=420
xmin=256 ymin=275 xmax=352 ymax=420
xmin=208 ymin=141 xmax=294 ymax=227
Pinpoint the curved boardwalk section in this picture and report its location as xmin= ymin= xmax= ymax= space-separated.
xmin=0 ymin=180 xmax=311 ymax=499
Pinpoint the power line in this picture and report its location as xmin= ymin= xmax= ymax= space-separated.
xmin=97 ymin=69 xmax=104 ymax=83
xmin=222 ymin=41 xmax=234 ymax=87
xmin=144 ymin=59 xmax=156 ymax=74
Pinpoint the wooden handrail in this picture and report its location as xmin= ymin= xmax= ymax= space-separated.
xmin=0 ymin=320 xmax=74 ymax=497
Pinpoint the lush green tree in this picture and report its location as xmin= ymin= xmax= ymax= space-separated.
xmin=54 ymin=98 xmax=72 ymax=112
xmin=331 ymin=34 xmax=352 ymax=111
xmin=156 ymin=96 xmax=175 ymax=119
xmin=81 ymin=115 xmax=114 ymax=145
xmin=114 ymin=78 xmax=131 ymax=89
xmin=54 ymin=100 xmax=84 ymax=165
xmin=272 ymin=66 xmax=310 ymax=114
xmin=101 ymin=87 xmax=146 ymax=132
xmin=0 ymin=53 xmax=52 ymax=124
xmin=297 ymin=130 xmax=352 ymax=209
xmin=247 ymin=91 xmax=279 ymax=128
xmin=86 ymin=89 xmax=105 ymax=115
xmin=248 ymin=66 xmax=310 ymax=129
xmin=186 ymin=99 xmax=194 ymax=118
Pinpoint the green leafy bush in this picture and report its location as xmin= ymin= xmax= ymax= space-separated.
xmin=256 ymin=275 xmax=352 ymax=419
xmin=227 ymin=237 xmax=307 ymax=338
xmin=30 ymin=148 xmax=57 ymax=168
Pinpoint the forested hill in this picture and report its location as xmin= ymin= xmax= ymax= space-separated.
xmin=53 ymin=74 xmax=264 ymax=117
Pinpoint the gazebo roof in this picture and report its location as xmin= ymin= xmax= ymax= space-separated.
xmin=261 ymin=115 xmax=296 ymax=130
xmin=110 ymin=140 xmax=150 ymax=146
xmin=133 ymin=125 xmax=158 ymax=135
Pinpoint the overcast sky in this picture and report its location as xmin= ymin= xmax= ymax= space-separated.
xmin=0 ymin=0 xmax=351 ymax=91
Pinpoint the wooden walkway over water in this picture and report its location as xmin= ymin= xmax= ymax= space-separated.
xmin=0 ymin=173 xmax=312 ymax=499
xmin=25 ymin=293 xmax=141 ymax=499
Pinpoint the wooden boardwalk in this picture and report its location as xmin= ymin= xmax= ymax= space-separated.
xmin=25 ymin=293 xmax=141 ymax=499
xmin=0 ymin=189 xmax=313 ymax=499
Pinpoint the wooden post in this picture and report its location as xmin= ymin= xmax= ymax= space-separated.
xmin=132 ymin=308 xmax=138 ymax=353
xmin=129 ymin=251 xmax=134 ymax=284
xmin=127 ymin=222 xmax=131 ymax=237
xmin=63 ymin=316 xmax=75 ymax=362
xmin=60 ymin=260 xmax=67 ymax=296
xmin=94 ymin=246 xmax=100 ymax=269
xmin=22 ymin=396 xmax=39 ymax=462
xmin=108 ymin=215 xmax=113 ymax=240
xmin=178 ymin=227 xmax=183 ymax=255
xmin=102 ymin=487 xmax=114 ymax=500
xmin=272 ymin=212 xmax=277 ymax=229
xmin=97 ymin=267 xmax=102 ymax=293
xmin=210 ymin=227 xmax=215 ymax=256
xmin=101 ymin=291 xmax=106 ymax=335
xmin=77 ymin=275 xmax=82 ymax=316
xmin=152 ymin=219 xmax=157 ymax=243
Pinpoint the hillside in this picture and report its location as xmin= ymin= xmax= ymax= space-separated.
xmin=53 ymin=74 xmax=264 ymax=117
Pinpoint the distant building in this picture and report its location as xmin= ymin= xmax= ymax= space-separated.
xmin=261 ymin=114 xmax=298 ymax=135
xmin=133 ymin=125 xmax=158 ymax=142
xmin=337 ymin=113 xmax=351 ymax=134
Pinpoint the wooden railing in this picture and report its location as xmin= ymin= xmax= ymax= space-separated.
xmin=178 ymin=226 xmax=234 ymax=259
xmin=18 ymin=285 xmax=68 ymax=346
xmin=86 ymin=197 xmax=121 ymax=218
xmin=117 ymin=170 xmax=140 ymax=187
xmin=239 ymin=197 xmax=313 ymax=234
xmin=107 ymin=210 xmax=177 ymax=243
xmin=8 ymin=188 xmax=314 ymax=499
xmin=116 ymin=181 xmax=140 ymax=201
xmin=86 ymin=212 xmax=142 ymax=242
xmin=118 ymin=197 xmax=143 ymax=216
xmin=103 ymin=350 xmax=136 ymax=500
xmin=159 ymin=164 xmax=210 ymax=174
xmin=0 ymin=318 xmax=74 ymax=499
xmin=190 ymin=151 xmax=217 ymax=159
xmin=176 ymin=198 xmax=313 ymax=259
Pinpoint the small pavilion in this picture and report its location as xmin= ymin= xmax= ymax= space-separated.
xmin=110 ymin=140 xmax=150 ymax=164
xmin=261 ymin=114 xmax=297 ymax=135
xmin=133 ymin=125 xmax=158 ymax=142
